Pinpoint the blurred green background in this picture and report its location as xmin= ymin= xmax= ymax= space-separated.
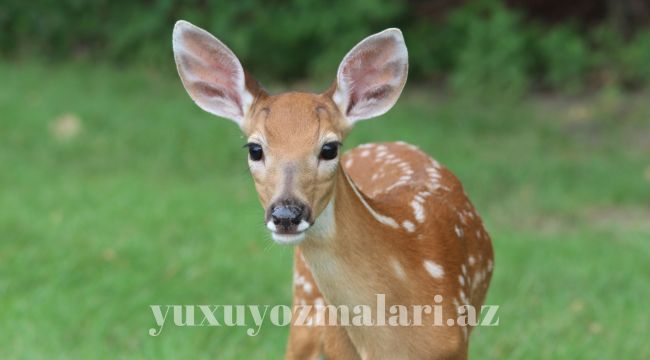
xmin=1 ymin=0 xmax=649 ymax=358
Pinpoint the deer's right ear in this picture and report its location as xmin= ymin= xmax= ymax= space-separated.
xmin=172 ymin=20 xmax=264 ymax=127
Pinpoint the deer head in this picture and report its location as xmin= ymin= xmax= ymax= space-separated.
xmin=172 ymin=20 xmax=408 ymax=244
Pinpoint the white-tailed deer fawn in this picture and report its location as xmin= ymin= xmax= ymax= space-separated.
xmin=173 ymin=20 xmax=494 ymax=359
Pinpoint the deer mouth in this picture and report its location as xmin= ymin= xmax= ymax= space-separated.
xmin=270 ymin=231 xmax=307 ymax=245
xmin=266 ymin=220 xmax=311 ymax=245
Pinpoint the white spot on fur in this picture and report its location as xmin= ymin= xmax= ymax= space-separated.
xmin=402 ymin=220 xmax=415 ymax=232
xmin=344 ymin=158 xmax=353 ymax=168
xmin=294 ymin=273 xmax=314 ymax=295
xmin=390 ymin=257 xmax=407 ymax=280
xmin=426 ymin=167 xmax=439 ymax=176
xmin=458 ymin=275 xmax=465 ymax=286
xmin=425 ymin=167 xmax=442 ymax=190
xmin=410 ymin=200 xmax=425 ymax=223
xmin=468 ymin=256 xmax=476 ymax=266
xmin=455 ymin=225 xmax=464 ymax=238
xmin=417 ymin=192 xmax=431 ymax=204
xmin=294 ymin=273 xmax=305 ymax=286
xmin=360 ymin=150 xmax=370 ymax=157
xmin=472 ymin=271 xmax=484 ymax=291
xmin=303 ymin=281 xmax=313 ymax=294
xmin=383 ymin=179 xmax=409 ymax=193
xmin=423 ymin=260 xmax=445 ymax=279
xmin=459 ymin=290 xmax=468 ymax=303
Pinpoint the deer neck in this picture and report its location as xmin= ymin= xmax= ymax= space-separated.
xmin=299 ymin=165 xmax=394 ymax=306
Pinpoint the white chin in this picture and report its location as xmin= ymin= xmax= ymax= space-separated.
xmin=271 ymin=232 xmax=306 ymax=245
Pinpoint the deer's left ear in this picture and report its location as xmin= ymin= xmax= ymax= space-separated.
xmin=331 ymin=28 xmax=408 ymax=125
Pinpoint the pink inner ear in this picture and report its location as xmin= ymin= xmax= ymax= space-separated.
xmin=193 ymin=80 xmax=242 ymax=115
xmin=338 ymin=35 xmax=406 ymax=120
xmin=210 ymin=65 xmax=243 ymax=116
xmin=342 ymin=54 xmax=373 ymax=113
xmin=363 ymin=84 xmax=392 ymax=101
xmin=195 ymin=81 xmax=226 ymax=98
xmin=175 ymin=26 xmax=249 ymax=121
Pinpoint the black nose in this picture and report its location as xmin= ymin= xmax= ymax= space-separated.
xmin=270 ymin=200 xmax=306 ymax=233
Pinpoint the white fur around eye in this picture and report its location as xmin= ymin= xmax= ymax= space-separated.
xmin=247 ymin=150 xmax=267 ymax=177
xmin=318 ymin=156 xmax=339 ymax=173
xmin=246 ymin=148 xmax=266 ymax=175
xmin=248 ymin=157 xmax=265 ymax=171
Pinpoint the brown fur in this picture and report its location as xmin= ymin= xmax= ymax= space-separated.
xmin=241 ymin=93 xmax=493 ymax=360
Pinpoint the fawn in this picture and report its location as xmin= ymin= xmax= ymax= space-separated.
xmin=173 ymin=20 xmax=494 ymax=359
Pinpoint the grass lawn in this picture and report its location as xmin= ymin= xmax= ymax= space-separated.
xmin=1 ymin=62 xmax=649 ymax=359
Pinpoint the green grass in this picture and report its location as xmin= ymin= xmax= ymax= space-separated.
xmin=1 ymin=62 xmax=649 ymax=359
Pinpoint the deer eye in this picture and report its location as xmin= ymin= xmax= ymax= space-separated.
xmin=319 ymin=142 xmax=340 ymax=160
xmin=245 ymin=143 xmax=264 ymax=161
